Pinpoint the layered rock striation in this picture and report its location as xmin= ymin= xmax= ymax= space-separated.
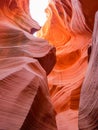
xmin=38 ymin=0 xmax=98 ymax=130
xmin=0 ymin=0 xmax=57 ymax=130
xmin=0 ymin=0 xmax=98 ymax=130
xmin=79 ymin=11 xmax=98 ymax=130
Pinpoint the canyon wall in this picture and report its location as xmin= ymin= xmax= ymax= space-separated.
xmin=0 ymin=0 xmax=57 ymax=130
xmin=38 ymin=0 xmax=98 ymax=130
xmin=0 ymin=0 xmax=98 ymax=130
xmin=79 ymin=11 xmax=98 ymax=130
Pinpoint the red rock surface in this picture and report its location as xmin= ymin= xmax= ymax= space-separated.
xmin=0 ymin=0 xmax=98 ymax=130
xmin=79 ymin=11 xmax=98 ymax=130
xmin=0 ymin=0 xmax=57 ymax=130
xmin=38 ymin=0 xmax=98 ymax=130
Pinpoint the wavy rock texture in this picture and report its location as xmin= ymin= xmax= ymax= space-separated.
xmin=0 ymin=0 xmax=57 ymax=130
xmin=0 ymin=0 xmax=98 ymax=130
xmin=38 ymin=0 xmax=98 ymax=130
xmin=79 ymin=11 xmax=98 ymax=130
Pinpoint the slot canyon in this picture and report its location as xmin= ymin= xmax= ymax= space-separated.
xmin=0 ymin=0 xmax=98 ymax=130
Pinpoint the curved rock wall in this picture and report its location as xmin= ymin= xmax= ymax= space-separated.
xmin=79 ymin=11 xmax=98 ymax=130
xmin=0 ymin=0 xmax=98 ymax=130
xmin=0 ymin=0 xmax=57 ymax=130
xmin=38 ymin=0 xmax=98 ymax=130
xmin=38 ymin=0 xmax=91 ymax=113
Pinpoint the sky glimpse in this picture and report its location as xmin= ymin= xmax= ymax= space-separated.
xmin=30 ymin=0 xmax=49 ymax=26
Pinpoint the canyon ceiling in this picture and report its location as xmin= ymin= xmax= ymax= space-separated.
xmin=0 ymin=0 xmax=98 ymax=130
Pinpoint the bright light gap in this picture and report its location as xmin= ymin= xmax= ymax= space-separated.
xmin=29 ymin=0 xmax=49 ymax=26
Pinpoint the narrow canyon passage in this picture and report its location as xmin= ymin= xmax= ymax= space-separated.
xmin=30 ymin=0 xmax=98 ymax=129
xmin=0 ymin=0 xmax=98 ymax=130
